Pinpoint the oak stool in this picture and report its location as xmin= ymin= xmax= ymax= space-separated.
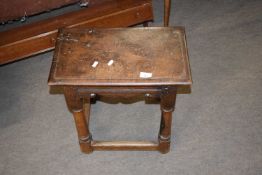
xmin=48 ymin=27 xmax=192 ymax=154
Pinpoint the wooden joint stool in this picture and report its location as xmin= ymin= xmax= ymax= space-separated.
xmin=48 ymin=27 xmax=192 ymax=154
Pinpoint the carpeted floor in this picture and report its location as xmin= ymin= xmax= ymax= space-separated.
xmin=0 ymin=0 xmax=261 ymax=174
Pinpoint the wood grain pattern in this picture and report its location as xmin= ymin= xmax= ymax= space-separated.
xmin=48 ymin=27 xmax=191 ymax=86
xmin=49 ymin=27 xmax=192 ymax=154
xmin=0 ymin=0 xmax=153 ymax=65
xmin=92 ymin=141 xmax=159 ymax=151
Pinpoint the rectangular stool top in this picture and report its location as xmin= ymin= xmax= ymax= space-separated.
xmin=48 ymin=27 xmax=192 ymax=86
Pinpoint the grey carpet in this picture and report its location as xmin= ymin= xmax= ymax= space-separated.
xmin=0 ymin=0 xmax=262 ymax=174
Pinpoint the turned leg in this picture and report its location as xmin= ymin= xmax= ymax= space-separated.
xmin=164 ymin=0 xmax=171 ymax=27
xmin=158 ymin=86 xmax=177 ymax=154
xmin=64 ymin=87 xmax=93 ymax=154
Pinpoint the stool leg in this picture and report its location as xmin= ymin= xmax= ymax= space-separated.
xmin=164 ymin=0 xmax=171 ymax=27
xmin=158 ymin=87 xmax=176 ymax=153
xmin=64 ymin=87 xmax=93 ymax=154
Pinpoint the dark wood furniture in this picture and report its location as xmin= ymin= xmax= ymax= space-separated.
xmin=0 ymin=0 xmax=154 ymax=65
xmin=164 ymin=0 xmax=171 ymax=27
xmin=49 ymin=27 xmax=191 ymax=154
xmin=0 ymin=0 xmax=127 ymax=22
xmin=0 ymin=0 xmax=79 ymax=22
xmin=1 ymin=0 xmax=171 ymax=25
xmin=0 ymin=0 xmax=172 ymax=65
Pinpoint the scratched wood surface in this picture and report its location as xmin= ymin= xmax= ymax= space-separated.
xmin=48 ymin=27 xmax=192 ymax=86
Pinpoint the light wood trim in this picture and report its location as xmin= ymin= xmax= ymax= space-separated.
xmin=92 ymin=141 xmax=159 ymax=151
